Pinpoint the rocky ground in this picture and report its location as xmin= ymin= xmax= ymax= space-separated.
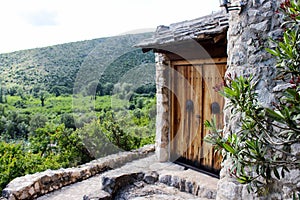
xmin=115 ymin=181 xmax=208 ymax=200
xmin=37 ymin=154 xmax=218 ymax=200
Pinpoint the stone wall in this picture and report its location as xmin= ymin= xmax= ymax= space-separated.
xmin=155 ymin=53 xmax=170 ymax=162
xmin=1 ymin=145 xmax=154 ymax=200
xmin=218 ymin=0 xmax=299 ymax=199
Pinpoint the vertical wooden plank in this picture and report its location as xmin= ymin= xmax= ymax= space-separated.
xmin=175 ymin=65 xmax=182 ymax=158
xmin=179 ymin=65 xmax=186 ymax=157
xmin=174 ymin=65 xmax=180 ymax=158
xmin=183 ymin=66 xmax=188 ymax=158
xmin=170 ymin=63 xmax=175 ymax=160
xmin=198 ymin=64 xmax=204 ymax=165
xmin=190 ymin=66 xmax=195 ymax=161
xmin=202 ymin=63 xmax=213 ymax=169
xmin=196 ymin=65 xmax=203 ymax=163
xmin=191 ymin=66 xmax=196 ymax=162
xmin=187 ymin=66 xmax=193 ymax=161
xmin=191 ymin=65 xmax=199 ymax=162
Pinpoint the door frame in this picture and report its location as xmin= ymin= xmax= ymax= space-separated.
xmin=168 ymin=57 xmax=227 ymax=177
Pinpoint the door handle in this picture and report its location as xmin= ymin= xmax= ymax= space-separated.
xmin=211 ymin=102 xmax=220 ymax=114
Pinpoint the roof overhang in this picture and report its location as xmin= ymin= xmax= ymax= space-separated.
xmin=135 ymin=11 xmax=229 ymax=60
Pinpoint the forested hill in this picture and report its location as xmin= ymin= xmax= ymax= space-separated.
xmin=0 ymin=32 xmax=155 ymax=96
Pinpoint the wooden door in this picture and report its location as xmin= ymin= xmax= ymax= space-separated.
xmin=169 ymin=58 xmax=226 ymax=175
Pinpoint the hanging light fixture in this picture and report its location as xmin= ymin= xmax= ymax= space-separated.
xmin=219 ymin=0 xmax=246 ymax=13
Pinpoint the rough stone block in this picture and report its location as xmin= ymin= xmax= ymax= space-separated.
xmin=170 ymin=175 xmax=181 ymax=188
xmin=34 ymin=182 xmax=40 ymax=193
xmin=82 ymin=190 xmax=111 ymax=200
xmin=40 ymin=175 xmax=52 ymax=186
xmin=143 ymin=171 xmax=159 ymax=184
xmin=185 ymin=181 xmax=194 ymax=194
xmin=262 ymin=1 xmax=272 ymax=11
xmin=159 ymin=174 xmax=172 ymax=185
xmin=250 ymin=20 xmax=270 ymax=32
xmin=101 ymin=172 xmax=144 ymax=196
xmin=217 ymin=178 xmax=242 ymax=200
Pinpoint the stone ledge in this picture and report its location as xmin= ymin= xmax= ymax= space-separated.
xmin=1 ymin=144 xmax=155 ymax=200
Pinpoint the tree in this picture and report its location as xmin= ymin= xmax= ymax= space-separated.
xmin=0 ymin=141 xmax=61 ymax=193
xmin=205 ymin=0 xmax=300 ymax=197
xmin=7 ymin=84 xmax=20 ymax=96
xmin=0 ymin=85 xmax=3 ymax=104
xmin=39 ymin=90 xmax=49 ymax=107
xmin=103 ymin=82 xmax=114 ymax=95
xmin=101 ymin=111 xmax=141 ymax=151
xmin=75 ymin=120 xmax=117 ymax=158
xmin=4 ymin=111 xmax=29 ymax=140
xmin=29 ymin=113 xmax=48 ymax=133
xmin=61 ymin=113 xmax=76 ymax=130
xmin=29 ymin=123 xmax=93 ymax=166
xmin=50 ymin=85 xmax=70 ymax=96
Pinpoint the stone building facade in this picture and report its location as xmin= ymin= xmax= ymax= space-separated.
xmin=138 ymin=0 xmax=299 ymax=199
xmin=218 ymin=0 xmax=299 ymax=199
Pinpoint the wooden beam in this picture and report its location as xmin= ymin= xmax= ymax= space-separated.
xmin=171 ymin=57 xmax=227 ymax=66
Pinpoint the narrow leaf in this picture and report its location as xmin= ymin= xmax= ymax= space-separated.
xmin=222 ymin=143 xmax=235 ymax=154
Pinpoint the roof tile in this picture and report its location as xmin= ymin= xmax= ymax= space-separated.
xmin=136 ymin=11 xmax=229 ymax=49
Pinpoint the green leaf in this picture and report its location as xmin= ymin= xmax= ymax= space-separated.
xmin=223 ymin=87 xmax=237 ymax=98
xmin=265 ymin=48 xmax=280 ymax=56
xmin=265 ymin=108 xmax=285 ymax=122
xmin=246 ymin=140 xmax=256 ymax=150
xmin=222 ymin=143 xmax=235 ymax=154
xmin=237 ymin=176 xmax=250 ymax=184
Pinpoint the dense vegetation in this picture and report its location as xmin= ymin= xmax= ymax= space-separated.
xmin=205 ymin=0 xmax=300 ymax=198
xmin=0 ymin=32 xmax=156 ymax=192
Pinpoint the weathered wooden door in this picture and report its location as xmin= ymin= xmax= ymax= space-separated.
xmin=169 ymin=58 xmax=226 ymax=175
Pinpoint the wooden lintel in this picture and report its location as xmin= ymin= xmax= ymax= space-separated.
xmin=171 ymin=57 xmax=227 ymax=66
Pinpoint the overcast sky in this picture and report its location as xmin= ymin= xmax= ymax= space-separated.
xmin=0 ymin=0 xmax=221 ymax=54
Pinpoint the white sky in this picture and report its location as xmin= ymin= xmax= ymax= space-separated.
xmin=0 ymin=0 xmax=221 ymax=54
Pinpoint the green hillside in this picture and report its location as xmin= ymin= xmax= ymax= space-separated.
xmin=0 ymin=32 xmax=156 ymax=192
xmin=0 ymin=32 xmax=155 ymax=96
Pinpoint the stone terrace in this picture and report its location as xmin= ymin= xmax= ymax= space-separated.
xmin=37 ymin=154 xmax=218 ymax=200
xmin=1 ymin=145 xmax=219 ymax=200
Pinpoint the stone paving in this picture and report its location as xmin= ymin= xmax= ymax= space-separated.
xmin=114 ymin=182 xmax=210 ymax=200
xmin=37 ymin=154 xmax=218 ymax=200
xmin=36 ymin=174 xmax=103 ymax=200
